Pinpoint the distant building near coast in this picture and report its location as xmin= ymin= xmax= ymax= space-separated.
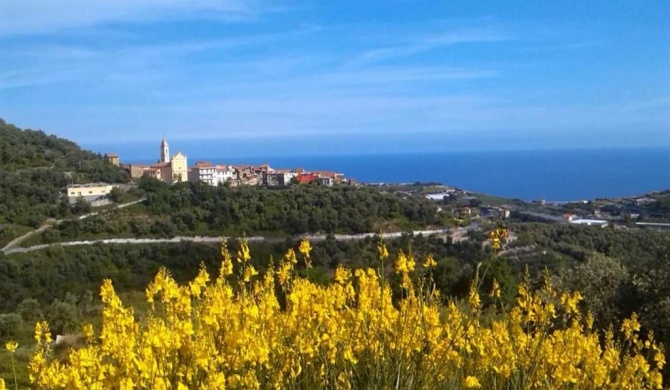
xmin=117 ymin=137 xmax=348 ymax=187
xmin=569 ymin=218 xmax=608 ymax=228
xmin=66 ymin=183 xmax=117 ymax=206
xmin=105 ymin=153 xmax=120 ymax=166
xmin=122 ymin=137 xmax=188 ymax=183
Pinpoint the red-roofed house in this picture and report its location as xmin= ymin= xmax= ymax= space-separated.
xmin=105 ymin=153 xmax=120 ymax=166
xmin=297 ymin=172 xmax=319 ymax=184
xmin=189 ymin=161 xmax=216 ymax=185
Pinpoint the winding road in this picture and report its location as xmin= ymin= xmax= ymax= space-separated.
xmin=2 ymin=196 xmax=482 ymax=256
xmin=1 ymin=198 xmax=146 ymax=254
xmin=3 ymin=228 xmax=464 ymax=255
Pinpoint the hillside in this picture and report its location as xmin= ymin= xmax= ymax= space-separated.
xmin=0 ymin=119 xmax=128 ymax=238
xmin=14 ymin=178 xmax=451 ymax=248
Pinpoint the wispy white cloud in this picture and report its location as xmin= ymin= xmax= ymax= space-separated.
xmin=0 ymin=0 xmax=267 ymax=35
xmin=0 ymin=24 xmax=320 ymax=89
xmin=514 ymin=40 xmax=600 ymax=53
xmin=6 ymin=78 xmax=668 ymax=149
xmin=310 ymin=67 xmax=500 ymax=86
xmin=349 ymin=28 xmax=510 ymax=66
xmin=0 ymin=68 xmax=94 ymax=89
xmin=9 ymin=45 xmax=102 ymax=60
xmin=46 ymin=88 xmax=665 ymax=142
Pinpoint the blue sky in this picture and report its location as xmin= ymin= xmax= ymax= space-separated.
xmin=0 ymin=0 xmax=669 ymax=156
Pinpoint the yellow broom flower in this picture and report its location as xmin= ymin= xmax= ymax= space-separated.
xmin=5 ymin=340 xmax=17 ymax=353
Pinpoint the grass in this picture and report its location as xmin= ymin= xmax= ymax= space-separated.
xmin=470 ymin=193 xmax=516 ymax=207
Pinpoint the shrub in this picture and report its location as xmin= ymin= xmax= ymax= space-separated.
xmin=0 ymin=314 xmax=22 ymax=343
xmin=8 ymin=239 xmax=667 ymax=389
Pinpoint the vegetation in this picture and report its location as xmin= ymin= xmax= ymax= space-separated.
xmin=138 ymin=178 xmax=447 ymax=235
xmin=509 ymin=223 xmax=670 ymax=374
xmin=511 ymin=223 xmax=670 ymax=264
xmin=0 ymin=121 xmax=128 ymax=236
xmin=645 ymin=191 xmax=670 ymax=218
xmin=467 ymin=192 xmax=520 ymax=207
xmin=26 ymin=178 xmax=448 ymax=244
xmin=0 ymin=236 xmax=503 ymax=313
xmin=2 ymin=239 xmax=664 ymax=389
xmin=0 ymin=234 xmax=510 ymax=387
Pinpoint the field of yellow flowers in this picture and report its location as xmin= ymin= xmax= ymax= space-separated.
xmin=1 ymin=237 xmax=665 ymax=389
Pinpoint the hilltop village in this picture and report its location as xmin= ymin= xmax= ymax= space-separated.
xmin=63 ymin=138 xmax=670 ymax=231
xmin=106 ymin=138 xmax=348 ymax=187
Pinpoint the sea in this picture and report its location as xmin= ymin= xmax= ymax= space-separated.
xmin=92 ymin=144 xmax=670 ymax=202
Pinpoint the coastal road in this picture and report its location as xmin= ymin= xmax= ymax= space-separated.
xmin=3 ymin=227 xmax=474 ymax=255
xmin=1 ymin=198 xmax=146 ymax=254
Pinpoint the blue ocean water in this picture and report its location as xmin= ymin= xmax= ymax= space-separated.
xmin=99 ymin=145 xmax=670 ymax=202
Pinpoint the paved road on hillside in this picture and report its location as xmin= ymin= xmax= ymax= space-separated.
xmin=4 ymin=227 xmax=478 ymax=255
xmin=1 ymin=198 xmax=146 ymax=254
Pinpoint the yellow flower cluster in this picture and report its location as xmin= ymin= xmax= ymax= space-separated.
xmin=489 ymin=226 xmax=508 ymax=252
xmin=4 ymin=341 xmax=17 ymax=354
xmin=19 ymin=240 xmax=665 ymax=389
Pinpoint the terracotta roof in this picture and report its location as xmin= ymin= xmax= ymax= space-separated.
xmin=106 ymin=153 xmax=119 ymax=157
xmin=195 ymin=161 xmax=214 ymax=168
xmin=315 ymin=171 xmax=337 ymax=178
xmin=150 ymin=162 xmax=170 ymax=168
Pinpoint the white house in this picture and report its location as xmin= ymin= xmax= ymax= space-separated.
xmin=189 ymin=162 xmax=217 ymax=186
xmin=214 ymin=165 xmax=237 ymax=185
xmin=570 ymin=219 xmax=609 ymax=228
xmin=66 ymin=183 xmax=117 ymax=205
xmin=425 ymin=193 xmax=450 ymax=201
xmin=266 ymin=170 xmax=298 ymax=186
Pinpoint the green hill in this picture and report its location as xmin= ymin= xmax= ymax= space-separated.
xmin=0 ymin=118 xmax=128 ymax=234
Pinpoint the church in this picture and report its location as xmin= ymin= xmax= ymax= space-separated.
xmin=144 ymin=137 xmax=188 ymax=183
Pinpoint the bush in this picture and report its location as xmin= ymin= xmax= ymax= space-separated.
xmin=16 ymin=298 xmax=43 ymax=324
xmin=0 ymin=313 xmax=22 ymax=342
xmin=20 ymin=240 xmax=665 ymax=389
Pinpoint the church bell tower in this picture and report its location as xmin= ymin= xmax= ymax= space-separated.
xmin=160 ymin=137 xmax=170 ymax=163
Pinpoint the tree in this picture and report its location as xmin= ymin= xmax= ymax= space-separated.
xmin=47 ymin=298 xmax=80 ymax=335
xmin=468 ymin=198 xmax=482 ymax=208
xmin=17 ymin=298 xmax=44 ymax=323
xmin=0 ymin=313 xmax=22 ymax=341
xmin=554 ymin=253 xmax=628 ymax=328
xmin=109 ymin=186 xmax=124 ymax=203
xmin=71 ymin=197 xmax=91 ymax=214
